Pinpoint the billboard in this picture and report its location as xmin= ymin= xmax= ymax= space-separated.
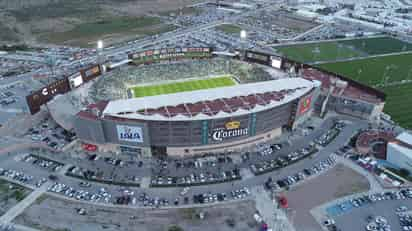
xmin=245 ymin=51 xmax=270 ymax=65
xmin=81 ymin=65 xmax=101 ymax=82
xmin=128 ymin=47 xmax=213 ymax=62
xmin=210 ymin=120 xmax=248 ymax=142
xmin=271 ymin=56 xmax=282 ymax=69
xmin=26 ymin=78 xmax=71 ymax=114
xmin=68 ymin=73 xmax=83 ymax=89
xmin=117 ymin=125 xmax=144 ymax=143
xmin=299 ymin=95 xmax=312 ymax=115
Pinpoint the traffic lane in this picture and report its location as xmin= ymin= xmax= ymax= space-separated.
xmin=238 ymin=116 xmax=338 ymax=167
xmin=0 ymin=117 xmax=366 ymax=206
xmin=23 ymin=118 xmax=364 ymax=198
xmin=334 ymin=199 xmax=412 ymax=231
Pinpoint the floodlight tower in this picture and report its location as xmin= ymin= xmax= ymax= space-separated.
xmin=97 ymin=40 xmax=104 ymax=64
xmin=96 ymin=40 xmax=106 ymax=73
xmin=240 ymin=30 xmax=247 ymax=60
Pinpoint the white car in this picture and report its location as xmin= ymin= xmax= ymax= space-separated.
xmin=180 ymin=187 xmax=190 ymax=196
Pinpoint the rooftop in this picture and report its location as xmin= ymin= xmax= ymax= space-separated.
xmin=102 ymin=78 xmax=319 ymax=121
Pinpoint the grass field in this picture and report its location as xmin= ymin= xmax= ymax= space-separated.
xmin=381 ymin=83 xmax=412 ymax=129
xmin=215 ymin=24 xmax=243 ymax=34
xmin=39 ymin=16 xmax=176 ymax=47
xmin=316 ymin=53 xmax=412 ymax=129
xmin=0 ymin=179 xmax=32 ymax=216
xmin=275 ymin=37 xmax=412 ymax=63
xmin=316 ymin=53 xmax=412 ymax=86
xmin=131 ymin=76 xmax=236 ymax=98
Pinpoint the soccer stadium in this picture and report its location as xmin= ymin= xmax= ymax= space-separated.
xmin=31 ymin=48 xmax=387 ymax=157
xmin=32 ymin=49 xmax=318 ymax=157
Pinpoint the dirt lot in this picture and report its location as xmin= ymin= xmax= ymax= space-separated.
xmin=0 ymin=0 xmax=205 ymax=46
xmin=285 ymin=164 xmax=370 ymax=231
xmin=15 ymin=196 xmax=259 ymax=231
xmin=0 ymin=178 xmax=32 ymax=216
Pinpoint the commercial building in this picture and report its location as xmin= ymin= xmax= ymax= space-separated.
xmin=74 ymin=78 xmax=320 ymax=157
xmin=386 ymin=132 xmax=412 ymax=172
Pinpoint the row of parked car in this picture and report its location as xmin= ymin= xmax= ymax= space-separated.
xmin=169 ymin=154 xmax=234 ymax=170
xmin=264 ymin=155 xmax=337 ymax=191
xmin=20 ymin=154 xmax=63 ymax=172
xmin=27 ymin=118 xmax=76 ymax=149
xmin=192 ymin=187 xmax=251 ymax=205
xmin=151 ymin=168 xmax=241 ymax=187
xmin=314 ymin=121 xmax=346 ymax=147
xmin=0 ymin=168 xmax=46 ymax=188
xmin=66 ymin=166 xmax=141 ymax=186
xmin=397 ymin=207 xmax=412 ymax=231
xmin=250 ymin=145 xmax=317 ymax=175
xmin=48 ymin=182 xmax=112 ymax=204
xmin=255 ymin=143 xmax=283 ymax=157
xmin=334 ymin=189 xmax=412 ymax=216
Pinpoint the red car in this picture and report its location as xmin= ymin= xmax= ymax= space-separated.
xmin=82 ymin=143 xmax=97 ymax=152
xmin=278 ymin=195 xmax=289 ymax=208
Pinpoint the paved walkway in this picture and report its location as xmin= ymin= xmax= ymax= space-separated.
xmin=0 ymin=181 xmax=52 ymax=224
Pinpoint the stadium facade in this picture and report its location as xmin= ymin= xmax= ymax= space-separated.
xmin=25 ymin=48 xmax=386 ymax=157
xmin=74 ymin=78 xmax=320 ymax=156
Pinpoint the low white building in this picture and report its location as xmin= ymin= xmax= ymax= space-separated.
xmin=387 ymin=132 xmax=412 ymax=172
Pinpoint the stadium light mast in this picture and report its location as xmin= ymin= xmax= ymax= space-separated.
xmin=96 ymin=40 xmax=105 ymax=70
xmin=240 ymin=30 xmax=247 ymax=60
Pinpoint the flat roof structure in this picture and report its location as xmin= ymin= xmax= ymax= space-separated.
xmin=102 ymin=78 xmax=319 ymax=121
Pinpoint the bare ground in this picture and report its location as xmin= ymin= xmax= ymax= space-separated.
xmin=14 ymin=196 xmax=260 ymax=231
xmin=0 ymin=0 xmax=205 ymax=45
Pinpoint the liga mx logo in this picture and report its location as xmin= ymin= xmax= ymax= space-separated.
xmin=117 ymin=125 xmax=143 ymax=143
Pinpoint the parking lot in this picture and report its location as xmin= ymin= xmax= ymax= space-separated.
xmin=332 ymin=194 xmax=412 ymax=231
xmin=23 ymin=117 xmax=75 ymax=150
xmin=286 ymin=163 xmax=370 ymax=231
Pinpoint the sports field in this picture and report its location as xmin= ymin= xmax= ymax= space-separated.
xmin=131 ymin=76 xmax=236 ymax=98
xmin=316 ymin=53 xmax=412 ymax=129
xmin=316 ymin=53 xmax=412 ymax=86
xmin=275 ymin=37 xmax=412 ymax=63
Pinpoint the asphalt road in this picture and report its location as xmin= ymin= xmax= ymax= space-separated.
xmin=0 ymin=115 xmax=368 ymax=207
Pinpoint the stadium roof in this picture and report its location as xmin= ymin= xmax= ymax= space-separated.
xmin=102 ymin=78 xmax=319 ymax=121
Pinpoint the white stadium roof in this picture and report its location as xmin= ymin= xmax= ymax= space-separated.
xmin=103 ymin=78 xmax=320 ymax=121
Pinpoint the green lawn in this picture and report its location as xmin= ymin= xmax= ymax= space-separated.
xmin=381 ymin=83 xmax=412 ymax=129
xmin=276 ymin=41 xmax=363 ymax=63
xmin=275 ymin=37 xmax=412 ymax=63
xmin=316 ymin=53 xmax=412 ymax=86
xmin=215 ymin=24 xmax=243 ymax=35
xmin=315 ymin=53 xmax=412 ymax=129
xmin=131 ymin=76 xmax=236 ymax=98
xmin=0 ymin=179 xmax=32 ymax=216
xmin=340 ymin=37 xmax=412 ymax=55
xmin=39 ymin=16 xmax=176 ymax=47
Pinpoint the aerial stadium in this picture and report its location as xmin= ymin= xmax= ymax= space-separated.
xmin=27 ymin=47 xmax=386 ymax=157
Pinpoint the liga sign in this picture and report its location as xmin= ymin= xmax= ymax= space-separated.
xmin=117 ymin=125 xmax=143 ymax=143
xmin=211 ymin=120 xmax=248 ymax=141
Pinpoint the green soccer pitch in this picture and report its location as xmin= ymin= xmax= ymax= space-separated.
xmin=316 ymin=53 xmax=412 ymax=129
xmin=130 ymin=76 xmax=236 ymax=98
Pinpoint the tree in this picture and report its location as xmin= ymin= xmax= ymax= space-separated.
xmin=399 ymin=168 xmax=410 ymax=177
xmin=168 ymin=225 xmax=184 ymax=231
